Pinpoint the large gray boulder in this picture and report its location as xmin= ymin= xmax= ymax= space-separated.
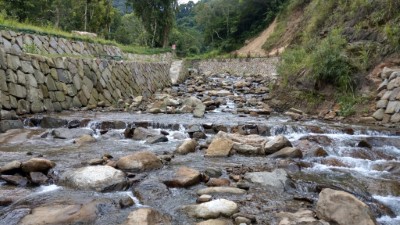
xmin=316 ymin=188 xmax=377 ymax=225
xmin=60 ymin=166 xmax=128 ymax=192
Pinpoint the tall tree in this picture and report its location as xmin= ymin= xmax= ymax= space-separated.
xmin=128 ymin=0 xmax=178 ymax=48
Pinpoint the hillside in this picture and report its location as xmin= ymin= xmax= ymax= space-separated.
xmin=261 ymin=0 xmax=400 ymax=119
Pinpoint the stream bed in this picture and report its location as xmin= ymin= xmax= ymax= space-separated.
xmin=0 ymin=111 xmax=399 ymax=225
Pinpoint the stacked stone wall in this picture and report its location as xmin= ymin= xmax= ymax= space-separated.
xmin=0 ymin=30 xmax=123 ymax=57
xmin=373 ymin=67 xmax=400 ymax=123
xmin=0 ymin=48 xmax=171 ymax=115
xmin=196 ymin=57 xmax=279 ymax=77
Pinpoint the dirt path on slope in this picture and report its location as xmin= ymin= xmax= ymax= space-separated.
xmin=236 ymin=19 xmax=277 ymax=57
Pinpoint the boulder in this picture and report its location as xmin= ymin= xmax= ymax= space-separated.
xmin=268 ymin=147 xmax=303 ymax=159
xmin=123 ymin=208 xmax=172 ymax=225
xmin=193 ymin=104 xmax=206 ymax=118
xmin=0 ymin=160 xmax=22 ymax=174
xmin=29 ymin=172 xmax=49 ymax=185
xmin=51 ymin=128 xmax=93 ymax=139
xmin=60 ymin=166 xmax=127 ymax=192
xmin=40 ymin=117 xmax=68 ymax=128
xmin=0 ymin=120 xmax=24 ymax=133
xmin=244 ymin=169 xmax=288 ymax=190
xmin=205 ymin=137 xmax=234 ymax=157
xmin=276 ymin=209 xmax=329 ymax=225
xmin=264 ymin=135 xmax=292 ymax=154
xmin=74 ymin=134 xmax=96 ymax=145
xmin=117 ymin=151 xmax=162 ymax=172
xmin=132 ymin=127 xmax=159 ymax=140
xmin=162 ymin=166 xmax=201 ymax=188
xmin=145 ymin=135 xmax=168 ymax=144
xmin=133 ymin=179 xmax=171 ymax=206
xmin=21 ymin=158 xmax=55 ymax=173
xmin=184 ymin=199 xmax=238 ymax=219
xmin=316 ymin=188 xmax=377 ymax=225
xmin=175 ymin=139 xmax=198 ymax=155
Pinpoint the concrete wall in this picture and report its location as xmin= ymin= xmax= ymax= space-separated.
xmin=0 ymin=41 xmax=171 ymax=115
xmin=196 ymin=57 xmax=279 ymax=77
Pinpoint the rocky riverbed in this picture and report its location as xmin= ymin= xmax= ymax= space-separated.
xmin=0 ymin=71 xmax=400 ymax=225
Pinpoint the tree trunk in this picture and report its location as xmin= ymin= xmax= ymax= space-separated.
xmin=162 ymin=26 xmax=170 ymax=48
xmin=84 ymin=0 xmax=88 ymax=31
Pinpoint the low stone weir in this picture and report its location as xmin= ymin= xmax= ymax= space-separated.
xmin=195 ymin=57 xmax=279 ymax=77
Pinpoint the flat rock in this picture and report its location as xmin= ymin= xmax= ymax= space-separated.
xmin=268 ymin=147 xmax=303 ymax=159
xmin=197 ymin=219 xmax=232 ymax=225
xmin=184 ymin=199 xmax=238 ymax=219
xmin=123 ymin=208 xmax=172 ymax=225
xmin=117 ymin=151 xmax=162 ymax=172
xmin=316 ymin=188 xmax=377 ymax=225
xmin=60 ymin=166 xmax=127 ymax=192
xmin=0 ymin=174 xmax=28 ymax=186
xmin=206 ymin=137 xmax=234 ymax=157
xmin=162 ymin=166 xmax=201 ymax=188
xmin=244 ymin=169 xmax=288 ymax=190
xmin=51 ymin=128 xmax=93 ymax=139
xmin=145 ymin=135 xmax=168 ymax=144
xmin=19 ymin=201 xmax=103 ymax=225
xmin=197 ymin=187 xmax=246 ymax=195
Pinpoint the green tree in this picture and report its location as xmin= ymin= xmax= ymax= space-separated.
xmin=112 ymin=13 xmax=149 ymax=46
xmin=128 ymin=0 xmax=178 ymax=47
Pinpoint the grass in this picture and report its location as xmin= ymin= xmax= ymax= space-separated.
xmin=0 ymin=17 xmax=169 ymax=55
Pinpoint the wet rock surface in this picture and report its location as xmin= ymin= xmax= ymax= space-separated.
xmin=0 ymin=70 xmax=399 ymax=225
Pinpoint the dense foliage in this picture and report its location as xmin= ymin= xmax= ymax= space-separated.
xmin=0 ymin=0 xmax=287 ymax=55
xmin=127 ymin=0 xmax=178 ymax=48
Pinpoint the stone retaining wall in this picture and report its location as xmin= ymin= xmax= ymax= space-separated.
xmin=196 ymin=57 xmax=279 ymax=77
xmin=0 ymin=48 xmax=171 ymax=115
xmin=0 ymin=30 xmax=173 ymax=63
xmin=372 ymin=67 xmax=400 ymax=123
xmin=0 ymin=30 xmax=123 ymax=57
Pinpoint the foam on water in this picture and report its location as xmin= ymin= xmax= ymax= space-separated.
xmin=35 ymin=184 xmax=62 ymax=194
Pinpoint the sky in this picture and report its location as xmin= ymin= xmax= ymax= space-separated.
xmin=178 ymin=0 xmax=199 ymax=4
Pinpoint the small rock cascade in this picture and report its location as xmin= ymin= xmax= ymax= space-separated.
xmin=373 ymin=67 xmax=400 ymax=123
